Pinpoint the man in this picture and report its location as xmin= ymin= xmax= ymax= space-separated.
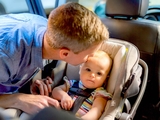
xmin=0 ymin=2 xmax=109 ymax=114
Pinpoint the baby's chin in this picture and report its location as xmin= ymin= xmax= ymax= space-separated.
xmin=83 ymin=84 xmax=97 ymax=89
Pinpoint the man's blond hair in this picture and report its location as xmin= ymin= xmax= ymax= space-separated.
xmin=46 ymin=2 xmax=109 ymax=53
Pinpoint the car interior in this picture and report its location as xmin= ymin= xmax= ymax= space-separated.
xmin=0 ymin=0 xmax=160 ymax=120
xmin=144 ymin=5 xmax=160 ymax=21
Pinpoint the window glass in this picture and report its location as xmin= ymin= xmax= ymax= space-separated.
xmin=79 ymin=0 xmax=160 ymax=12
xmin=79 ymin=0 xmax=100 ymax=12
xmin=0 ymin=0 xmax=29 ymax=15
xmin=41 ymin=0 xmax=56 ymax=17
xmin=149 ymin=0 xmax=160 ymax=6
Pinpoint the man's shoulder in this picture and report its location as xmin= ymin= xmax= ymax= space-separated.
xmin=0 ymin=13 xmax=47 ymax=23
xmin=0 ymin=13 xmax=47 ymax=35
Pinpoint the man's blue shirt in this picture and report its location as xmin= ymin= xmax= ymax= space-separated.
xmin=0 ymin=13 xmax=47 ymax=93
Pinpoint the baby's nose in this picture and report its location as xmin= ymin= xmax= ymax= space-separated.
xmin=90 ymin=73 xmax=95 ymax=78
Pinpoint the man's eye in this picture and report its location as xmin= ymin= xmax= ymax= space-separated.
xmin=86 ymin=68 xmax=91 ymax=71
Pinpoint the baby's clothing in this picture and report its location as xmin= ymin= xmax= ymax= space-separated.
xmin=64 ymin=77 xmax=112 ymax=117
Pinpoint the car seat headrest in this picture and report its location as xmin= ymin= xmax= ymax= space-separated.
xmin=106 ymin=0 xmax=149 ymax=18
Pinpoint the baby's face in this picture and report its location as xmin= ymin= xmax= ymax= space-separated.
xmin=79 ymin=56 xmax=109 ymax=89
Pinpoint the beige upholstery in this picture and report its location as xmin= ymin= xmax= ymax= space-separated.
xmin=0 ymin=108 xmax=21 ymax=120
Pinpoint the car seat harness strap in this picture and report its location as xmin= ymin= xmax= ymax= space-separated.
xmin=68 ymin=81 xmax=95 ymax=114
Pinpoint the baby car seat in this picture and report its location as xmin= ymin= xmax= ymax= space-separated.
xmin=50 ymin=38 xmax=148 ymax=120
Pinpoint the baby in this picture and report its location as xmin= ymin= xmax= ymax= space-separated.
xmin=52 ymin=50 xmax=112 ymax=120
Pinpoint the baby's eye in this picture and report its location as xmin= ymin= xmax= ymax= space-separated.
xmin=86 ymin=68 xmax=91 ymax=72
xmin=97 ymin=72 xmax=102 ymax=76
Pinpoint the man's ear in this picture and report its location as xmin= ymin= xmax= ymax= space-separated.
xmin=59 ymin=48 xmax=70 ymax=59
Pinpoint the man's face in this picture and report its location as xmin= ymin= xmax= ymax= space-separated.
xmin=65 ymin=43 xmax=102 ymax=66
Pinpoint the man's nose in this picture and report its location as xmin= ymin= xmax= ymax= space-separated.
xmin=85 ymin=53 xmax=94 ymax=62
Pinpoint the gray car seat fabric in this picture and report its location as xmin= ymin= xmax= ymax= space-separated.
xmin=100 ymin=0 xmax=160 ymax=119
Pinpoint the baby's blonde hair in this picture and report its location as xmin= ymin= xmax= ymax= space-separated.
xmin=46 ymin=2 xmax=109 ymax=53
xmin=92 ymin=51 xmax=112 ymax=74
xmin=80 ymin=50 xmax=112 ymax=75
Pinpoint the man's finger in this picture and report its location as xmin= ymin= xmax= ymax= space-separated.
xmin=46 ymin=76 xmax=53 ymax=84
xmin=43 ymin=83 xmax=49 ymax=96
xmin=47 ymin=97 xmax=60 ymax=109
xmin=45 ymin=80 xmax=52 ymax=93
xmin=35 ymin=80 xmax=45 ymax=95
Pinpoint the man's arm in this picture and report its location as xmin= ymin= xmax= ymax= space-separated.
xmin=0 ymin=94 xmax=19 ymax=109
xmin=0 ymin=93 xmax=60 ymax=115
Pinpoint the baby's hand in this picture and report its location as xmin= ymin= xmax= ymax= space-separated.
xmin=61 ymin=95 xmax=73 ymax=110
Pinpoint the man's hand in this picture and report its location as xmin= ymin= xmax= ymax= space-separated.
xmin=30 ymin=76 xmax=53 ymax=96
xmin=0 ymin=93 xmax=60 ymax=115
xmin=16 ymin=93 xmax=60 ymax=114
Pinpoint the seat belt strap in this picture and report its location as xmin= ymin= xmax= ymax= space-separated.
xmin=68 ymin=81 xmax=94 ymax=114
xmin=70 ymin=96 xmax=86 ymax=114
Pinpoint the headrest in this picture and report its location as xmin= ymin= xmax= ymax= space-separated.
xmin=106 ymin=0 xmax=149 ymax=18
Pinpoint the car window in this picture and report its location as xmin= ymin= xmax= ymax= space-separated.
xmin=0 ymin=0 xmax=57 ymax=17
xmin=41 ymin=0 xmax=57 ymax=17
xmin=0 ymin=0 xmax=29 ymax=15
xmin=79 ymin=0 xmax=99 ymax=12
xmin=79 ymin=0 xmax=160 ymax=11
xmin=79 ymin=0 xmax=160 ymax=19
xmin=78 ymin=0 xmax=106 ymax=18
xmin=149 ymin=0 xmax=160 ymax=5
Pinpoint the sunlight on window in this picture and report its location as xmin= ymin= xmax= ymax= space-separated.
xmin=79 ymin=0 xmax=99 ymax=11
xmin=149 ymin=0 xmax=160 ymax=5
